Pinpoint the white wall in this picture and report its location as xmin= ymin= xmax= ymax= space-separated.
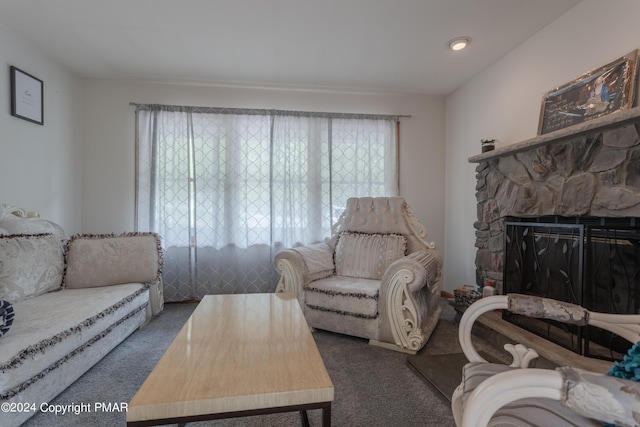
xmin=443 ymin=0 xmax=640 ymax=292
xmin=80 ymin=81 xmax=447 ymax=248
xmin=0 ymin=19 xmax=446 ymax=256
xmin=0 ymin=25 xmax=83 ymax=232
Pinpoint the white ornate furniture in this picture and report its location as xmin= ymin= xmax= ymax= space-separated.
xmin=452 ymin=294 xmax=640 ymax=427
xmin=274 ymin=197 xmax=442 ymax=354
xmin=0 ymin=204 xmax=164 ymax=426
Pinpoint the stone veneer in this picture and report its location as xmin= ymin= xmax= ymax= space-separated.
xmin=469 ymin=108 xmax=640 ymax=293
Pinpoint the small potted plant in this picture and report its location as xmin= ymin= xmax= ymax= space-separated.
xmin=481 ymin=139 xmax=495 ymax=153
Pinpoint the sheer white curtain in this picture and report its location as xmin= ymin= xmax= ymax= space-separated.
xmin=136 ymin=105 xmax=398 ymax=301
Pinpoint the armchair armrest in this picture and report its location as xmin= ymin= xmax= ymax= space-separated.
xmin=458 ymin=295 xmax=509 ymax=364
xmin=274 ymin=249 xmax=308 ymax=295
xmin=274 ymin=242 xmax=334 ymax=295
xmin=459 ymin=295 xmax=590 ymax=366
xmin=461 ymin=368 xmax=563 ymax=427
xmin=378 ymin=249 xmax=442 ymax=353
xmin=380 ymin=249 xmax=441 ymax=295
xmin=461 ymin=295 xmax=594 ymax=364
xmin=462 ymin=366 xmax=640 ymax=427
xmin=460 ymin=294 xmax=640 ymax=366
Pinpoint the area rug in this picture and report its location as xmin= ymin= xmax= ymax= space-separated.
xmin=22 ymin=302 xmax=456 ymax=427
xmin=406 ymin=301 xmax=510 ymax=403
xmin=407 ymin=353 xmax=469 ymax=402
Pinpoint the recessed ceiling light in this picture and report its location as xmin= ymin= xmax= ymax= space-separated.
xmin=448 ymin=37 xmax=471 ymax=51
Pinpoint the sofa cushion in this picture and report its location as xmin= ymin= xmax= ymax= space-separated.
xmin=0 ymin=283 xmax=148 ymax=397
xmin=334 ymin=232 xmax=406 ymax=280
xmin=0 ymin=300 xmax=15 ymax=338
xmin=305 ymin=275 xmax=379 ymax=319
xmin=0 ymin=234 xmax=64 ymax=303
xmin=64 ymin=232 xmax=162 ymax=289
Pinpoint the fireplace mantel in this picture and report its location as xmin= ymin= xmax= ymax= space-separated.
xmin=468 ymin=106 xmax=640 ymax=164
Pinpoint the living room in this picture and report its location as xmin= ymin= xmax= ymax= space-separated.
xmin=5 ymin=0 xmax=637 ymax=294
xmin=2 ymin=0 xmax=640 ymax=426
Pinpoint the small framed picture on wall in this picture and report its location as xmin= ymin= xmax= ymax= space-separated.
xmin=10 ymin=66 xmax=44 ymax=125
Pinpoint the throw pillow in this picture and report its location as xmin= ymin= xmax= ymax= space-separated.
xmin=334 ymin=232 xmax=406 ymax=280
xmin=607 ymin=341 xmax=640 ymax=381
xmin=0 ymin=233 xmax=65 ymax=303
xmin=292 ymin=242 xmax=335 ymax=280
xmin=0 ymin=300 xmax=14 ymax=338
xmin=0 ymin=214 xmax=65 ymax=237
xmin=603 ymin=341 xmax=640 ymax=427
xmin=64 ymin=232 xmax=162 ymax=289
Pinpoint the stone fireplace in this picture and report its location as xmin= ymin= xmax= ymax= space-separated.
xmin=469 ymin=107 xmax=640 ymax=357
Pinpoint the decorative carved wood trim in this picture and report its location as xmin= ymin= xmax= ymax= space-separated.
xmin=275 ymin=259 xmax=298 ymax=294
xmin=504 ymin=343 xmax=539 ymax=368
xmin=404 ymin=205 xmax=436 ymax=249
xmin=386 ymin=268 xmax=424 ymax=352
xmin=1 ymin=203 xmax=39 ymax=218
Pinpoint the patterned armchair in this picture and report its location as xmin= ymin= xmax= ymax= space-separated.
xmin=274 ymin=197 xmax=442 ymax=354
xmin=453 ymin=294 xmax=640 ymax=427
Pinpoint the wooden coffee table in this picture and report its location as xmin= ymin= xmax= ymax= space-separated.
xmin=126 ymin=293 xmax=334 ymax=426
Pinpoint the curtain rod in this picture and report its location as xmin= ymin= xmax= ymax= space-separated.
xmin=129 ymin=102 xmax=411 ymax=120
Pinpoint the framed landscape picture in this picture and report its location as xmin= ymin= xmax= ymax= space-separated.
xmin=10 ymin=66 xmax=44 ymax=125
xmin=538 ymin=50 xmax=638 ymax=135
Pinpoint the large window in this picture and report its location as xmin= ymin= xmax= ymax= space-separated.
xmin=135 ymin=105 xmax=399 ymax=301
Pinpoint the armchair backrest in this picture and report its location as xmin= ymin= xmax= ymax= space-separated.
xmin=331 ymin=197 xmax=435 ymax=254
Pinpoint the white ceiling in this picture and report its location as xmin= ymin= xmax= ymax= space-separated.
xmin=0 ymin=0 xmax=582 ymax=95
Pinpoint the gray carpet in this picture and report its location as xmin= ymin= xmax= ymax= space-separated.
xmin=22 ymin=301 xmax=461 ymax=427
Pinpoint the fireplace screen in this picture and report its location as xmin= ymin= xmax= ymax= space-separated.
xmin=503 ymin=217 xmax=640 ymax=360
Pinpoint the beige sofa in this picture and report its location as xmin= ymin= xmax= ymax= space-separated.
xmin=275 ymin=197 xmax=442 ymax=354
xmin=0 ymin=205 xmax=163 ymax=426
